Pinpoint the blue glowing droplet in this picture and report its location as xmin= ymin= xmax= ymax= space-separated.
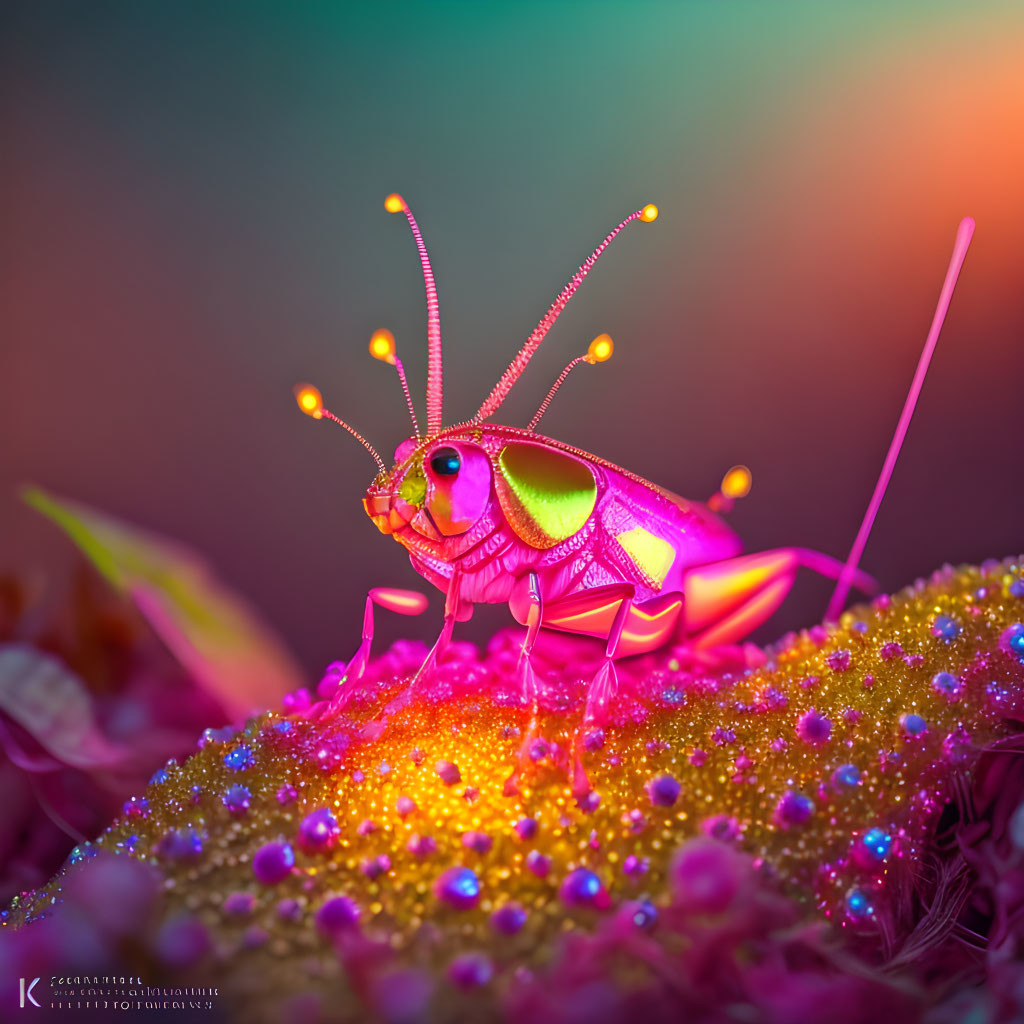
xmin=931 ymin=615 xmax=962 ymax=641
xmin=845 ymin=886 xmax=874 ymax=920
xmin=224 ymin=746 xmax=255 ymax=772
xmin=435 ymin=866 xmax=480 ymax=910
xmin=1004 ymin=623 xmax=1024 ymax=663
xmin=862 ymin=828 xmax=893 ymax=860
xmin=902 ymin=713 xmax=928 ymax=736
xmin=68 ymin=844 xmax=96 ymax=865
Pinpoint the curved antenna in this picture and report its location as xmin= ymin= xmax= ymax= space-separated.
xmin=293 ymin=383 xmax=386 ymax=473
xmin=825 ymin=216 xmax=975 ymax=621
xmin=384 ymin=194 xmax=442 ymax=435
xmin=475 ymin=203 xmax=659 ymax=422
xmin=369 ymin=328 xmax=420 ymax=436
xmin=527 ymin=334 xmax=614 ymax=432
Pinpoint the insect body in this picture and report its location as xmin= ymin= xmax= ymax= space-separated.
xmin=297 ymin=195 xmax=974 ymax=727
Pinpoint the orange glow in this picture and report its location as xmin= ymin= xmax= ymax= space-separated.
xmin=587 ymin=333 xmax=614 ymax=363
xmin=293 ymin=383 xmax=324 ymax=419
xmin=372 ymin=587 xmax=430 ymax=616
xmin=384 ymin=193 xmax=405 ymax=213
xmin=369 ymin=328 xmax=397 ymax=364
xmin=640 ymin=203 xmax=659 ymax=223
xmin=721 ymin=465 xmax=752 ymax=499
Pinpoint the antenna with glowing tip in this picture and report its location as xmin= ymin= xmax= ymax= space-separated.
xmin=369 ymin=328 xmax=420 ymax=437
xmin=526 ymin=334 xmax=614 ymax=432
xmin=708 ymin=465 xmax=752 ymax=513
xmin=475 ymin=203 xmax=659 ymax=422
xmin=293 ymin=383 xmax=386 ymax=473
xmin=384 ymin=193 xmax=443 ymax=436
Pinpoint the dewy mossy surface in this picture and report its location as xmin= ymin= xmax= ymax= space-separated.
xmin=6 ymin=558 xmax=1024 ymax=1023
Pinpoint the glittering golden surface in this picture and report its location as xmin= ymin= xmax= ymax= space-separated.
xmin=6 ymin=558 xmax=1024 ymax=1021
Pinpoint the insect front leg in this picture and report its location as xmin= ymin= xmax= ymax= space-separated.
xmin=405 ymin=569 xmax=465 ymax=692
xmin=331 ymin=587 xmax=429 ymax=706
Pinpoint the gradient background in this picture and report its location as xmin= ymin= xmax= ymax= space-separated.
xmin=2 ymin=1 xmax=1022 ymax=678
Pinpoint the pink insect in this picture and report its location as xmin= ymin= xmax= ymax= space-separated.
xmin=296 ymin=195 xmax=974 ymax=728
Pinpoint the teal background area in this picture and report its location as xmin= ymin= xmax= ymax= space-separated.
xmin=2 ymin=2 xmax=1022 ymax=674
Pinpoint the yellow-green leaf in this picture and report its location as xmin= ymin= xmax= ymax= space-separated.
xmin=23 ymin=486 xmax=303 ymax=717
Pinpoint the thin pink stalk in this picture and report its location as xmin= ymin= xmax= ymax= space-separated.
xmin=826 ymin=217 xmax=975 ymax=621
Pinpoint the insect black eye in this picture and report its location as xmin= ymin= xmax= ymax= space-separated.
xmin=430 ymin=446 xmax=461 ymax=476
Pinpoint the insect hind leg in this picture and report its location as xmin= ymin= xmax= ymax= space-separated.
xmin=682 ymin=547 xmax=876 ymax=650
xmin=790 ymin=548 xmax=876 ymax=596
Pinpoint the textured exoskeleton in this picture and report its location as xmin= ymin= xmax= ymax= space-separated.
xmin=297 ymin=195 xmax=974 ymax=728
xmin=362 ymin=423 xmax=870 ymax=723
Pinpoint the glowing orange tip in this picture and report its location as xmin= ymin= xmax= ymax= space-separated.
xmin=640 ymin=203 xmax=659 ymax=223
xmin=587 ymin=333 xmax=614 ymax=363
xmin=721 ymin=465 xmax=752 ymax=499
xmin=369 ymin=328 xmax=397 ymax=364
xmin=373 ymin=589 xmax=430 ymax=616
xmin=384 ymin=193 xmax=406 ymax=214
xmin=293 ymin=383 xmax=324 ymax=419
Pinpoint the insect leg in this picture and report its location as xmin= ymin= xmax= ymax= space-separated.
xmin=681 ymin=547 xmax=875 ymax=650
xmin=516 ymin=573 xmax=544 ymax=709
xmin=583 ymin=594 xmax=634 ymax=726
xmin=332 ymin=587 xmax=429 ymax=706
xmin=406 ymin=569 xmax=464 ymax=691
xmin=503 ymin=574 xmax=547 ymax=797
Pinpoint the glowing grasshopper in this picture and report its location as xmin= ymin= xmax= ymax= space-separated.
xmin=297 ymin=195 xmax=974 ymax=726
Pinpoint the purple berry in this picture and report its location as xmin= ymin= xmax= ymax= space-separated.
xmin=316 ymin=896 xmax=360 ymax=935
xmin=252 ymin=841 xmax=295 ymax=885
xmin=647 ymin=774 xmax=681 ymax=807
xmin=434 ymin=866 xmax=480 ymax=910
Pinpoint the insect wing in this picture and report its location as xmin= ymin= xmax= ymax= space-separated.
xmin=594 ymin=470 xmax=744 ymax=597
xmin=495 ymin=441 xmax=598 ymax=549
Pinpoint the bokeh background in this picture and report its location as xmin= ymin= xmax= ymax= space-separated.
xmin=2 ymin=1 xmax=1022 ymax=679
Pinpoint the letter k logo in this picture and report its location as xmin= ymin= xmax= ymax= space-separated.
xmin=19 ymin=978 xmax=41 ymax=1008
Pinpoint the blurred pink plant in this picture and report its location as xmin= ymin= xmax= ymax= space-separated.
xmin=1 ymin=488 xmax=304 ymax=901
xmin=0 ymin=567 xmax=227 ymax=900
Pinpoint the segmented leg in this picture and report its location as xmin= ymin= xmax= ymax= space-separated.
xmin=393 ymin=570 xmax=464 ymax=706
xmin=505 ymin=574 xmax=545 ymax=795
xmin=517 ymin=573 xmax=543 ymax=709
xmin=682 ymin=547 xmax=875 ymax=649
xmin=517 ymin=581 xmax=682 ymax=658
xmin=584 ymin=594 xmax=634 ymax=726
xmin=331 ymin=587 xmax=429 ymax=707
